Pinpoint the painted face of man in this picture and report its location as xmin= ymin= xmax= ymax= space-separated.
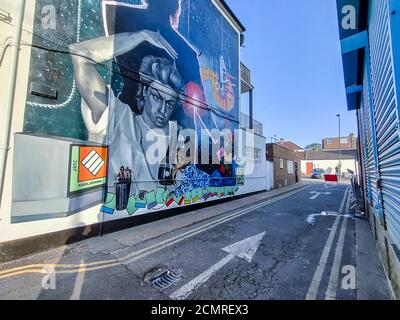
xmin=143 ymin=81 xmax=178 ymax=129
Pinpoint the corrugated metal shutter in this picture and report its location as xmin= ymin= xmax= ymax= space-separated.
xmin=361 ymin=67 xmax=376 ymax=205
xmin=369 ymin=0 xmax=400 ymax=248
xmin=359 ymin=104 xmax=370 ymax=201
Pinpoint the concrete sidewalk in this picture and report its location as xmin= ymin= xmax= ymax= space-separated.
xmin=356 ymin=218 xmax=393 ymax=300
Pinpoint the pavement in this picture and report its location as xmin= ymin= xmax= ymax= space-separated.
xmin=0 ymin=182 xmax=393 ymax=300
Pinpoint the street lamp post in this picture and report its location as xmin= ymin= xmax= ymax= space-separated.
xmin=337 ymin=114 xmax=342 ymax=180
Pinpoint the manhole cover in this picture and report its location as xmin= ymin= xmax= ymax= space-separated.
xmin=145 ymin=268 xmax=182 ymax=291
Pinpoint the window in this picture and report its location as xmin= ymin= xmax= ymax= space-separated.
xmin=326 ymin=139 xmax=333 ymax=144
xmin=340 ymin=138 xmax=349 ymax=144
xmin=288 ymin=161 xmax=294 ymax=174
xmin=246 ymin=147 xmax=262 ymax=162
xmin=254 ymin=149 xmax=261 ymax=162
xmin=280 ymin=159 xmax=284 ymax=169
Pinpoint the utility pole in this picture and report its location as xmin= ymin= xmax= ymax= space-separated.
xmin=337 ymin=114 xmax=342 ymax=180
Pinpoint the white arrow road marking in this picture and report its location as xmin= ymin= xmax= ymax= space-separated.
xmin=170 ymin=232 xmax=266 ymax=300
xmin=324 ymin=184 xmax=337 ymax=189
xmin=310 ymin=191 xmax=331 ymax=200
xmin=306 ymin=212 xmax=356 ymax=225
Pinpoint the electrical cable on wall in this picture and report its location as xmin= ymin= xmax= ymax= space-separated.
xmin=22 ymin=0 xmax=240 ymax=126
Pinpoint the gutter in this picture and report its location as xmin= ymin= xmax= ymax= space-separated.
xmin=0 ymin=0 xmax=26 ymax=208
xmin=218 ymin=0 xmax=246 ymax=33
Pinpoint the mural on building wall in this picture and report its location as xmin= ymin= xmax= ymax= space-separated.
xmin=15 ymin=0 xmax=244 ymax=222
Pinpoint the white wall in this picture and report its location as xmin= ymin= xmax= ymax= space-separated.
xmin=266 ymin=161 xmax=274 ymax=191
xmin=301 ymin=159 xmax=358 ymax=176
xmin=237 ymin=131 xmax=267 ymax=195
xmin=0 ymin=2 xmax=268 ymax=244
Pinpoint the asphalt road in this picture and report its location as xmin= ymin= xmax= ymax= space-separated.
xmin=0 ymin=183 xmax=391 ymax=300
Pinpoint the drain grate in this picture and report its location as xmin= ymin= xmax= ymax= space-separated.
xmin=145 ymin=268 xmax=182 ymax=291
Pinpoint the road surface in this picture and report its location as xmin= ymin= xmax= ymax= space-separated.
xmin=0 ymin=183 xmax=392 ymax=300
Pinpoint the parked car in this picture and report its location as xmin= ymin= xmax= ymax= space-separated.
xmin=311 ymin=168 xmax=325 ymax=179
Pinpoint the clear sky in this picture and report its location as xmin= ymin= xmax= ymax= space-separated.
xmin=226 ymin=0 xmax=358 ymax=148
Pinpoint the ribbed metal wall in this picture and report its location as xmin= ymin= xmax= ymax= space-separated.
xmin=361 ymin=66 xmax=376 ymax=205
xmin=368 ymin=0 xmax=400 ymax=248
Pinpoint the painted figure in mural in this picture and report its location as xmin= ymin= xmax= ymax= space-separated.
xmin=69 ymin=0 xmax=236 ymax=197
xmin=103 ymin=0 xmax=219 ymax=134
xmin=69 ymin=32 xmax=184 ymax=193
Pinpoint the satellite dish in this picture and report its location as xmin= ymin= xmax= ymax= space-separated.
xmin=240 ymin=34 xmax=245 ymax=47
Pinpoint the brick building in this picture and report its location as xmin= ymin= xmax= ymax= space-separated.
xmin=266 ymin=143 xmax=300 ymax=189
xmin=322 ymin=133 xmax=357 ymax=151
xmin=277 ymin=140 xmax=305 ymax=152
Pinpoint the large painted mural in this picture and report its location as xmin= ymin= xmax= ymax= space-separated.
xmin=14 ymin=0 xmax=244 ymax=223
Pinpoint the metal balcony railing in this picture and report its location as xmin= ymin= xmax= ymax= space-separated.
xmin=240 ymin=113 xmax=264 ymax=136
xmin=241 ymin=62 xmax=251 ymax=85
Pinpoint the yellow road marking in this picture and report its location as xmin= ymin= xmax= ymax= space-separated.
xmin=0 ymin=185 xmax=310 ymax=280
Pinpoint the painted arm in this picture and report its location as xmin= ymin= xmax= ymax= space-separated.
xmin=69 ymin=31 xmax=178 ymax=123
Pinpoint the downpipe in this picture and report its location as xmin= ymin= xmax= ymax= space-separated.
xmin=0 ymin=0 xmax=26 ymax=209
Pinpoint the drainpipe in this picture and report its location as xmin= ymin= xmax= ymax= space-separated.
xmin=0 ymin=0 xmax=26 ymax=208
xmin=249 ymin=89 xmax=254 ymax=130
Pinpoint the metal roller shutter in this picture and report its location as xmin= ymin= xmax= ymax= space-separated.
xmin=359 ymin=103 xmax=371 ymax=202
xmin=364 ymin=58 xmax=381 ymax=209
xmin=361 ymin=68 xmax=376 ymax=205
xmin=369 ymin=0 xmax=400 ymax=248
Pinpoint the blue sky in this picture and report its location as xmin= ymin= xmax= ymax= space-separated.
xmin=226 ymin=0 xmax=358 ymax=148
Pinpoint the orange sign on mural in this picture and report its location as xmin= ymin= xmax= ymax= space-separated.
xmin=78 ymin=147 xmax=108 ymax=182
xmin=69 ymin=145 xmax=109 ymax=195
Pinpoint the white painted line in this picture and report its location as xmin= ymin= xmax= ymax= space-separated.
xmin=305 ymin=186 xmax=349 ymax=300
xmin=346 ymin=188 xmax=352 ymax=214
xmin=339 ymin=186 xmax=350 ymax=214
xmin=306 ymin=212 xmax=355 ymax=225
xmin=1 ymin=185 xmax=309 ymax=278
xmin=172 ymin=254 xmax=235 ymax=300
xmin=310 ymin=192 xmax=320 ymax=200
xmin=119 ymin=186 xmax=310 ymax=266
xmin=310 ymin=191 xmax=331 ymax=200
xmin=305 ymin=216 xmax=341 ymax=300
xmin=325 ymin=217 xmax=349 ymax=300
xmin=69 ymin=262 xmax=86 ymax=300
xmin=170 ymin=233 xmax=265 ymax=300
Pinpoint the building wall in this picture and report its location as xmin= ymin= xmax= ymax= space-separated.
xmin=300 ymin=159 xmax=358 ymax=177
xmin=241 ymin=133 xmax=268 ymax=194
xmin=266 ymin=144 xmax=297 ymax=189
xmin=360 ymin=0 xmax=400 ymax=299
xmin=0 ymin=0 xmax=267 ymax=248
xmin=336 ymin=0 xmax=400 ymax=298
xmin=322 ymin=135 xmax=357 ymax=150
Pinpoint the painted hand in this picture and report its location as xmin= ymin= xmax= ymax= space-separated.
xmin=141 ymin=30 xmax=178 ymax=60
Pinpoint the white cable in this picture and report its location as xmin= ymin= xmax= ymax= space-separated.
xmin=0 ymin=37 xmax=13 ymax=66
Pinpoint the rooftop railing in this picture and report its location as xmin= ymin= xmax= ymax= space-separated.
xmin=240 ymin=113 xmax=264 ymax=136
